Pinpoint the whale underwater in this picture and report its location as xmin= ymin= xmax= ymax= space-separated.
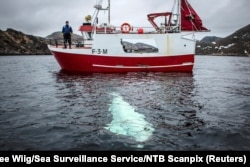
xmin=105 ymin=93 xmax=155 ymax=143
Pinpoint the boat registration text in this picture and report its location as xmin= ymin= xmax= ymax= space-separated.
xmin=92 ymin=49 xmax=108 ymax=54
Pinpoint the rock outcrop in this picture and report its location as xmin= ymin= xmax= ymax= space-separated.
xmin=0 ymin=28 xmax=51 ymax=55
xmin=196 ymin=24 xmax=250 ymax=56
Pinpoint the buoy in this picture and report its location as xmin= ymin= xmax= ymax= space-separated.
xmin=121 ymin=23 xmax=131 ymax=33
xmin=137 ymin=28 xmax=144 ymax=34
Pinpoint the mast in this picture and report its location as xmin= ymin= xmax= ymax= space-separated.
xmin=177 ymin=0 xmax=181 ymax=32
xmin=92 ymin=0 xmax=110 ymax=25
xmin=108 ymin=0 xmax=110 ymax=24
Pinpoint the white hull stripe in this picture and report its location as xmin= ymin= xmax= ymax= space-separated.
xmin=93 ymin=62 xmax=193 ymax=69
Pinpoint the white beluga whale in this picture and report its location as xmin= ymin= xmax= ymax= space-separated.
xmin=105 ymin=92 xmax=154 ymax=143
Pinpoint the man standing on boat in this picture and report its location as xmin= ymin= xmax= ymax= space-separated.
xmin=62 ymin=21 xmax=73 ymax=49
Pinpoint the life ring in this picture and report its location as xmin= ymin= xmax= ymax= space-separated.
xmin=121 ymin=23 xmax=131 ymax=33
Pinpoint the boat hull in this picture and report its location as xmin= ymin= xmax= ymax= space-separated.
xmin=49 ymin=32 xmax=196 ymax=73
xmin=50 ymin=49 xmax=194 ymax=73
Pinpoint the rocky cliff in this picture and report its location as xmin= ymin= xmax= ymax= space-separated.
xmin=196 ymin=24 xmax=250 ymax=56
xmin=0 ymin=28 xmax=51 ymax=55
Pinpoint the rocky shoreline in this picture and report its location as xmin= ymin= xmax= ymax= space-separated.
xmin=196 ymin=24 xmax=250 ymax=57
xmin=0 ymin=29 xmax=51 ymax=55
xmin=1 ymin=24 xmax=249 ymax=56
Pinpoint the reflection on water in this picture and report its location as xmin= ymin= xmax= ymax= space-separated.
xmin=0 ymin=55 xmax=249 ymax=150
xmin=53 ymin=70 xmax=207 ymax=150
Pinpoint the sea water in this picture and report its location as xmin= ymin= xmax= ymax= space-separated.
xmin=0 ymin=55 xmax=249 ymax=150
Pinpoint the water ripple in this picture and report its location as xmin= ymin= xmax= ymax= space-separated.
xmin=0 ymin=56 xmax=249 ymax=150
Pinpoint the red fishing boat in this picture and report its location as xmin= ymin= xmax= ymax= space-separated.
xmin=48 ymin=0 xmax=208 ymax=73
